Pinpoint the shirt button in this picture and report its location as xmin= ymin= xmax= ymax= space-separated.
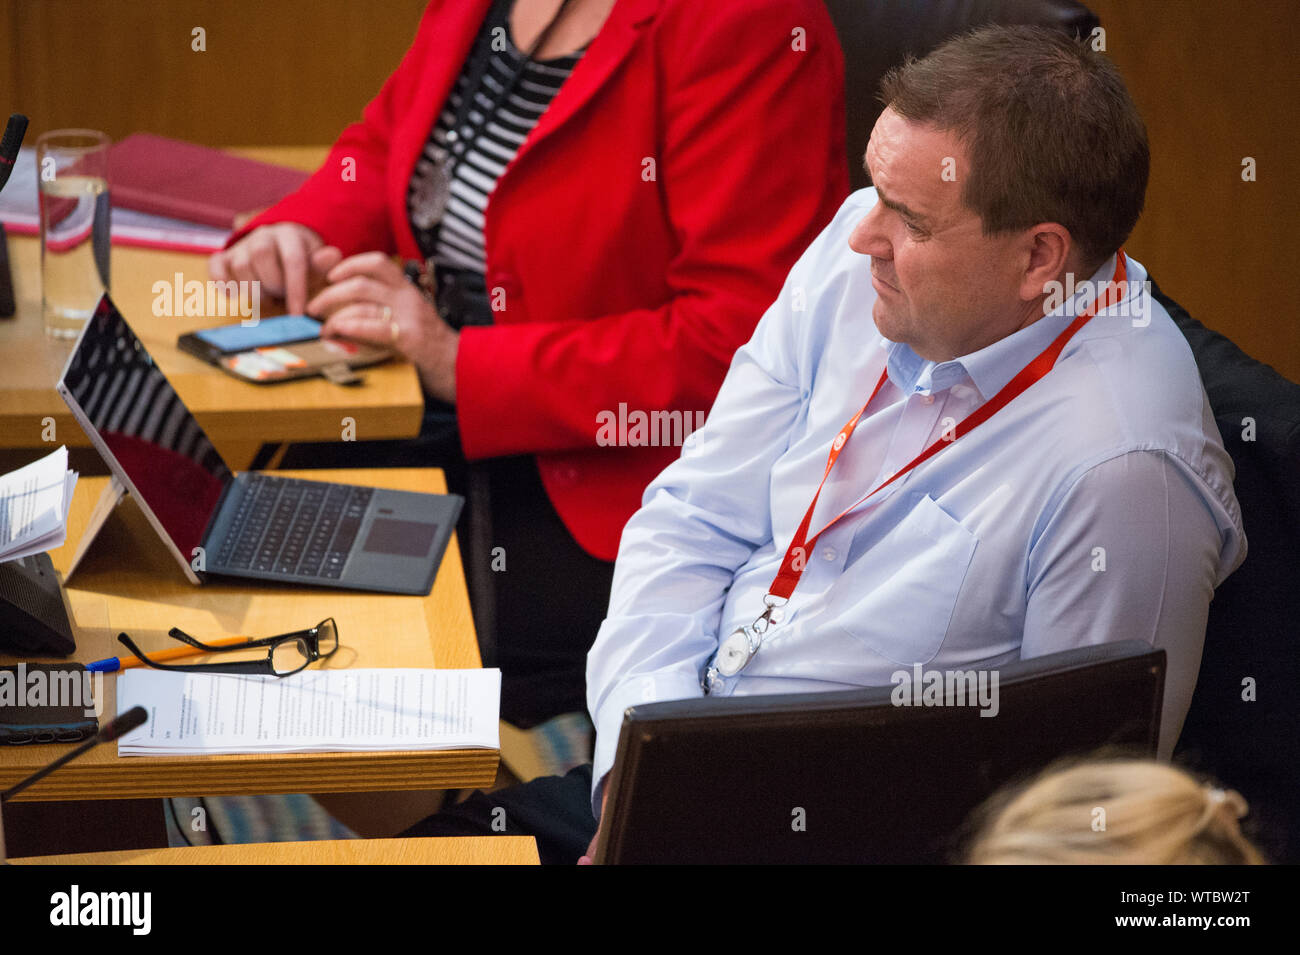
xmin=822 ymin=546 xmax=837 ymax=561
xmin=921 ymin=394 xmax=934 ymax=404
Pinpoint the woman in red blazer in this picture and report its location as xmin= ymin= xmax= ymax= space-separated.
xmin=213 ymin=0 xmax=847 ymax=725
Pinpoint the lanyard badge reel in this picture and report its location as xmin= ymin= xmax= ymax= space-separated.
xmin=703 ymin=595 xmax=787 ymax=692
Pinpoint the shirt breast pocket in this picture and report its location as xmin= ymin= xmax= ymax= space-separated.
xmin=822 ymin=493 xmax=978 ymax=666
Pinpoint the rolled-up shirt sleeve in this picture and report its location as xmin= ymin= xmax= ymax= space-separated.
xmin=1023 ymin=449 xmax=1245 ymax=757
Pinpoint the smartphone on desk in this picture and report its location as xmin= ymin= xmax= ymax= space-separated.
xmin=177 ymin=314 xmax=323 ymax=364
xmin=178 ymin=314 xmax=393 ymax=384
xmin=0 ymin=663 xmax=99 ymax=744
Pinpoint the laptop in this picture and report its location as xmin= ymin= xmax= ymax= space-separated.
xmin=593 ymin=640 xmax=1164 ymax=863
xmin=56 ymin=295 xmax=462 ymax=595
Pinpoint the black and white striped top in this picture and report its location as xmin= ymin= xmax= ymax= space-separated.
xmin=408 ymin=3 xmax=582 ymax=275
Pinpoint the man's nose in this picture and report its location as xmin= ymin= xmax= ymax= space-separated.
xmin=848 ymin=205 xmax=889 ymax=258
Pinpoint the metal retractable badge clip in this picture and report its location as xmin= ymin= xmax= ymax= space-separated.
xmin=703 ymin=595 xmax=787 ymax=692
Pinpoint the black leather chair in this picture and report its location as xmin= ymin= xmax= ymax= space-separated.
xmin=821 ymin=0 xmax=1100 ymax=189
xmin=1155 ymin=280 xmax=1300 ymax=865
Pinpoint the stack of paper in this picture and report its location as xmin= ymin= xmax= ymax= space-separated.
xmin=0 ymin=446 xmax=78 ymax=562
xmin=116 ymin=668 xmax=501 ymax=756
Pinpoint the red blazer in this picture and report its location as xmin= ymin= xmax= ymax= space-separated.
xmin=237 ymin=0 xmax=848 ymax=560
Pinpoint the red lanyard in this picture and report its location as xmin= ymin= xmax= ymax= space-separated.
xmin=767 ymin=250 xmax=1129 ymax=602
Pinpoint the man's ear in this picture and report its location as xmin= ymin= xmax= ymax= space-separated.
xmin=1018 ymin=223 xmax=1073 ymax=303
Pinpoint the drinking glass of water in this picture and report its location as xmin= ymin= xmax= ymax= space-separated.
xmin=36 ymin=129 xmax=111 ymax=339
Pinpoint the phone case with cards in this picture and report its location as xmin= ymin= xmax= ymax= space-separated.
xmin=186 ymin=336 xmax=394 ymax=385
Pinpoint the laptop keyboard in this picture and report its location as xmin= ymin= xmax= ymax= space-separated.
xmin=215 ymin=474 xmax=374 ymax=579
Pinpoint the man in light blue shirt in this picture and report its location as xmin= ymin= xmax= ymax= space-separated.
xmin=585 ymin=25 xmax=1245 ymax=834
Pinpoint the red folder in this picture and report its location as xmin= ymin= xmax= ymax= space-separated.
xmin=106 ymin=133 xmax=309 ymax=229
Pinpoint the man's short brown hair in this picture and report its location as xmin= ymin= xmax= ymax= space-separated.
xmin=878 ymin=25 xmax=1149 ymax=272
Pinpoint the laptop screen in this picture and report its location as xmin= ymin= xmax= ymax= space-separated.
xmin=59 ymin=296 xmax=232 ymax=561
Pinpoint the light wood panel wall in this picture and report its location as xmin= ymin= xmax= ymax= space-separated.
xmin=1 ymin=0 xmax=428 ymax=145
xmin=1087 ymin=0 xmax=1300 ymax=380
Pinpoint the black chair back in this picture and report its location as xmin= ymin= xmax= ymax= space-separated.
xmin=596 ymin=640 xmax=1164 ymax=863
xmin=822 ymin=0 xmax=1100 ymax=189
xmin=1156 ymin=280 xmax=1300 ymax=864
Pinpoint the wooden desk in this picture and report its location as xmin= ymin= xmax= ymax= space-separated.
xmin=0 ymin=147 xmax=424 ymax=469
xmin=0 ymin=468 xmax=496 ymax=801
xmin=11 ymin=837 xmax=540 ymax=866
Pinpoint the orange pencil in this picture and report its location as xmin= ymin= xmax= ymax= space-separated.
xmin=87 ymin=635 xmax=252 ymax=672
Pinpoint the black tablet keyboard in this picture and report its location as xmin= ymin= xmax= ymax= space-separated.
xmin=215 ymin=474 xmax=373 ymax=579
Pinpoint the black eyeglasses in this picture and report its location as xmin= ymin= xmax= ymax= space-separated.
xmin=117 ymin=619 xmax=340 ymax=677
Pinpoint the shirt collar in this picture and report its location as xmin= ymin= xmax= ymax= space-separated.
xmin=882 ymin=255 xmax=1118 ymax=401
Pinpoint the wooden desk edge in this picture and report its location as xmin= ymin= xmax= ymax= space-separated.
xmin=11 ymin=835 xmax=541 ymax=865
xmin=3 ymin=749 xmax=501 ymax=801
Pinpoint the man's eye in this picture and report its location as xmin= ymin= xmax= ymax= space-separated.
xmin=904 ymin=220 xmax=925 ymax=236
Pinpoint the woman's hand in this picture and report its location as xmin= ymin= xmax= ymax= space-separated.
xmin=208 ymin=222 xmax=335 ymax=316
xmin=307 ymin=252 xmax=460 ymax=404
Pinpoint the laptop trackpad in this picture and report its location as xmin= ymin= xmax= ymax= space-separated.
xmin=363 ymin=518 xmax=438 ymax=558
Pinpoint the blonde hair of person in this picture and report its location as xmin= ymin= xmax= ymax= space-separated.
xmin=966 ymin=758 xmax=1267 ymax=864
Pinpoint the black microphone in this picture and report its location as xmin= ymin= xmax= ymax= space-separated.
xmin=0 ymin=706 xmax=148 ymax=802
xmin=0 ymin=114 xmax=28 ymax=194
